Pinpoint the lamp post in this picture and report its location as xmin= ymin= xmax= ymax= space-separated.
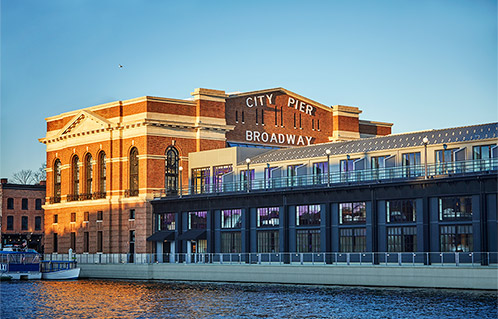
xmin=325 ymin=149 xmax=331 ymax=186
xmin=245 ymin=158 xmax=251 ymax=192
xmin=178 ymin=166 xmax=183 ymax=198
xmin=423 ymin=137 xmax=428 ymax=179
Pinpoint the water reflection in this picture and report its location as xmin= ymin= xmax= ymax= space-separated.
xmin=1 ymin=280 xmax=496 ymax=318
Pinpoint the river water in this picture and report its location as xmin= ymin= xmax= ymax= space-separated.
xmin=1 ymin=280 xmax=496 ymax=318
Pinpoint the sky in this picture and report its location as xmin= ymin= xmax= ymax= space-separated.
xmin=1 ymin=0 xmax=497 ymax=179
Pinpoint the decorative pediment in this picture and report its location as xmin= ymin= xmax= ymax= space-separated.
xmin=59 ymin=110 xmax=113 ymax=136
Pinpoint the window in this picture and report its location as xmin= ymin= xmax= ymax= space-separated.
xmin=257 ymin=207 xmax=279 ymax=227
xmin=296 ymin=205 xmax=321 ymax=226
xmin=84 ymin=154 xmax=93 ymax=197
xmin=287 ymin=164 xmax=302 ymax=186
xmin=257 ymin=230 xmax=279 ymax=253
xmin=129 ymin=209 xmax=135 ymax=220
xmin=213 ymin=165 xmax=232 ymax=192
xmin=97 ymin=211 xmax=103 ymax=221
xmin=299 ymin=113 xmax=302 ymax=129
xmin=264 ymin=166 xmax=276 ymax=188
xmin=35 ymin=199 xmax=42 ymax=210
xmin=83 ymin=232 xmax=89 ymax=252
xmin=53 ymin=214 xmax=58 ymax=224
xmin=158 ymin=213 xmax=175 ymax=231
xmin=473 ymin=145 xmax=494 ymax=171
xmin=221 ymin=232 xmax=241 ymax=253
xmin=72 ymin=155 xmax=80 ymax=196
xmin=312 ymin=119 xmax=315 ymax=130
xmin=21 ymin=216 xmax=28 ymax=230
xmin=98 ymin=151 xmax=106 ymax=196
xmin=256 ymin=108 xmax=258 ymax=124
xmin=261 ymin=109 xmax=264 ymax=125
xmin=70 ymin=232 xmax=76 ymax=250
xmin=340 ymin=158 xmax=357 ymax=173
xmin=312 ymin=162 xmax=328 ymax=184
xmin=188 ymin=211 xmax=207 ymax=230
xmin=35 ymin=216 xmax=42 ymax=230
xmin=339 ymin=202 xmax=366 ymax=224
xmin=439 ymin=197 xmax=472 ymax=220
xmin=280 ymin=107 xmax=283 ymax=126
xmin=340 ymin=228 xmax=366 ymax=252
xmin=71 ymin=212 xmax=76 ymax=223
xmin=435 ymin=148 xmax=456 ymax=174
xmin=297 ymin=229 xmax=320 ymax=253
xmin=387 ymin=200 xmax=416 ymax=223
xmin=84 ymin=211 xmax=89 ymax=222
xmin=97 ymin=231 xmax=103 ymax=252
xmin=22 ymin=198 xmax=28 ymax=210
xmin=7 ymin=216 xmax=13 ymax=230
xmin=192 ymin=167 xmax=210 ymax=194
xmin=440 ymin=225 xmax=473 ymax=252
xmin=129 ymin=148 xmax=139 ymax=196
xmin=221 ymin=209 xmax=242 ymax=229
xmin=7 ymin=198 xmax=14 ymax=209
xmin=387 ymin=227 xmax=417 ymax=252
xmin=241 ymin=110 xmax=245 ymax=123
xmin=165 ymin=146 xmax=179 ymax=194
xmin=235 ymin=110 xmax=238 ymax=123
xmin=293 ymin=113 xmax=296 ymax=128
xmin=53 ymin=233 xmax=58 ymax=253
xmin=239 ymin=169 xmax=254 ymax=188
xmin=402 ymin=152 xmax=421 ymax=177
xmin=317 ymin=119 xmax=320 ymax=131
xmin=130 ymin=230 xmax=135 ymax=243
xmin=54 ymin=159 xmax=61 ymax=202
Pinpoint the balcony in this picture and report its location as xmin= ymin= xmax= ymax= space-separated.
xmin=66 ymin=194 xmax=79 ymax=202
xmin=49 ymin=196 xmax=61 ymax=204
xmin=125 ymin=189 xmax=139 ymax=197
xmin=93 ymin=192 xmax=107 ymax=199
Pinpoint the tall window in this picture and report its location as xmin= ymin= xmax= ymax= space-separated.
xmin=35 ymin=199 xmax=42 ymax=210
xmin=440 ymin=225 xmax=473 ymax=252
xmin=221 ymin=209 xmax=242 ymax=229
xmin=70 ymin=232 xmax=76 ymax=250
xmin=98 ymin=151 xmax=106 ymax=196
xmin=435 ymin=148 xmax=456 ymax=174
xmin=387 ymin=227 xmax=417 ymax=252
xmin=35 ymin=216 xmax=42 ymax=231
xmin=257 ymin=231 xmax=279 ymax=253
xmin=7 ymin=198 xmax=14 ymax=209
xmin=97 ymin=231 xmax=103 ymax=252
xmin=72 ymin=155 xmax=80 ymax=196
xmin=257 ymin=207 xmax=279 ymax=227
xmin=296 ymin=205 xmax=321 ymax=226
xmin=188 ymin=211 xmax=207 ymax=229
xmin=221 ymin=232 xmax=241 ymax=253
xmin=158 ymin=213 xmax=176 ymax=231
xmin=129 ymin=148 xmax=139 ymax=196
xmin=297 ymin=229 xmax=320 ymax=252
xmin=287 ymin=164 xmax=302 ymax=187
xmin=402 ymin=152 xmax=421 ymax=177
xmin=6 ymin=216 xmax=13 ymax=230
xmin=312 ymin=162 xmax=328 ymax=184
xmin=22 ymin=198 xmax=28 ymax=210
xmin=473 ymin=145 xmax=494 ymax=171
xmin=239 ymin=169 xmax=254 ymax=190
xmin=387 ymin=200 xmax=416 ymax=223
xmin=339 ymin=202 xmax=366 ymax=224
xmin=85 ymin=154 xmax=93 ymax=196
xmin=54 ymin=159 xmax=61 ymax=202
xmin=192 ymin=167 xmax=210 ymax=194
xmin=340 ymin=228 xmax=366 ymax=252
xmin=439 ymin=197 xmax=472 ymax=220
xmin=21 ymin=216 xmax=28 ymax=230
xmin=165 ymin=146 xmax=179 ymax=194
xmin=213 ymin=165 xmax=232 ymax=192
xmin=83 ymin=232 xmax=89 ymax=252
xmin=53 ymin=233 xmax=58 ymax=253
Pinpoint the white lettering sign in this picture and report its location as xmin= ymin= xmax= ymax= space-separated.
xmin=245 ymin=94 xmax=274 ymax=108
xmin=245 ymin=130 xmax=313 ymax=146
xmin=287 ymin=97 xmax=314 ymax=116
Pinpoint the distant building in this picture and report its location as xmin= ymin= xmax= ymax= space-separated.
xmin=0 ymin=179 xmax=45 ymax=252
xmin=39 ymin=87 xmax=390 ymax=255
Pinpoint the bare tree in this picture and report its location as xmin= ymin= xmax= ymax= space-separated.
xmin=12 ymin=169 xmax=35 ymax=184
xmin=33 ymin=163 xmax=47 ymax=184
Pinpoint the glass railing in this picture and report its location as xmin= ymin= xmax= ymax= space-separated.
xmin=162 ymin=158 xmax=497 ymax=197
xmin=45 ymin=251 xmax=498 ymax=267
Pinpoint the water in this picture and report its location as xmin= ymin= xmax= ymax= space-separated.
xmin=1 ymin=280 xmax=496 ymax=318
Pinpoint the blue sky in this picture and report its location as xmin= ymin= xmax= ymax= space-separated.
xmin=1 ymin=0 xmax=496 ymax=179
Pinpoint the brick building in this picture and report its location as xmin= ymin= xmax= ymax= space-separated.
xmin=39 ymin=87 xmax=391 ymax=255
xmin=0 ymin=179 xmax=46 ymax=251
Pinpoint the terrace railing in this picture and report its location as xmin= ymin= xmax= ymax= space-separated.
xmin=162 ymin=158 xmax=497 ymax=197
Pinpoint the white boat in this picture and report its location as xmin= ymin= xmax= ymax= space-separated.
xmin=41 ymin=261 xmax=80 ymax=280
xmin=0 ymin=248 xmax=42 ymax=280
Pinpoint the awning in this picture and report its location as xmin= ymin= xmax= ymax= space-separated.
xmin=146 ymin=231 xmax=175 ymax=242
xmin=177 ymin=229 xmax=207 ymax=241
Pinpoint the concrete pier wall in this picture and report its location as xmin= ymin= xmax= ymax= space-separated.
xmin=79 ymin=264 xmax=498 ymax=290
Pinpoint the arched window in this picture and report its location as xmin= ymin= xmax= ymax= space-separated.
xmin=72 ymin=155 xmax=80 ymax=198
xmin=98 ymin=151 xmax=106 ymax=197
xmin=85 ymin=154 xmax=93 ymax=198
xmin=165 ymin=146 xmax=179 ymax=194
xmin=129 ymin=148 xmax=139 ymax=196
xmin=54 ymin=159 xmax=61 ymax=203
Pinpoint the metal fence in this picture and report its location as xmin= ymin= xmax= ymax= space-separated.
xmin=155 ymin=158 xmax=498 ymax=197
xmin=44 ymin=252 xmax=498 ymax=267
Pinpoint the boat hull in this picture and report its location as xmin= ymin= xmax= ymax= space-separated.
xmin=42 ymin=267 xmax=80 ymax=280
xmin=3 ymin=272 xmax=42 ymax=280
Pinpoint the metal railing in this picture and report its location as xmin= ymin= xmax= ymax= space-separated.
xmin=159 ymin=158 xmax=497 ymax=197
xmin=44 ymin=252 xmax=498 ymax=267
